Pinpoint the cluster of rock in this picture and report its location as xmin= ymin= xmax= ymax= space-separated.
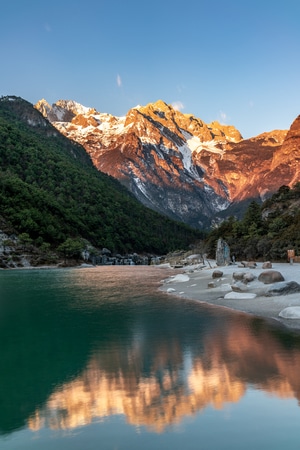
xmin=210 ymin=261 xmax=300 ymax=319
xmin=163 ymin=256 xmax=300 ymax=323
xmin=89 ymin=249 xmax=153 ymax=266
xmin=0 ymin=234 xmax=58 ymax=269
xmin=163 ymin=245 xmax=212 ymax=269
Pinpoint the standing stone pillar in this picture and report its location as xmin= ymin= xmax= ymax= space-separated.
xmin=216 ymin=238 xmax=231 ymax=266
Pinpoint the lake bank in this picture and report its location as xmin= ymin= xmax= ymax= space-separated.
xmin=159 ymin=262 xmax=300 ymax=331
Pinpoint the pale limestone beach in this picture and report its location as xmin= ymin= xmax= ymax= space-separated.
xmin=159 ymin=261 xmax=300 ymax=331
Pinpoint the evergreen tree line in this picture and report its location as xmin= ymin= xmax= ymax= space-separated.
xmin=205 ymin=183 xmax=300 ymax=261
xmin=0 ymin=97 xmax=202 ymax=256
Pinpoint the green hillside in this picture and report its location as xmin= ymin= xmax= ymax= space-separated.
xmin=205 ymin=184 xmax=300 ymax=261
xmin=0 ymin=96 xmax=202 ymax=256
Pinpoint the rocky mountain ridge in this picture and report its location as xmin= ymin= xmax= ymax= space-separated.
xmin=35 ymin=99 xmax=296 ymax=228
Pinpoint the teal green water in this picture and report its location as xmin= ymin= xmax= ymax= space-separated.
xmin=1 ymin=266 xmax=300 ymax=449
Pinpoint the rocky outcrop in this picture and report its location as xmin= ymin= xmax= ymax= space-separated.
xmin=35 ymin=98 xmax=298 ymax=228
xmin=270 ymin=115 xmax=300 ymax=187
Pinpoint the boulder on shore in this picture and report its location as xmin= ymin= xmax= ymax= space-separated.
xmin=279 ymin=307 xmax=300 ymax=319
xmin=240 ymin=261 xmax=257 ymax=269
xmin=232 ymin=271 xmax=256 ymax=283
xmin=265 ymin=281 xmax=300 ymax=296
xmin=231 ymin=282 xmax=248 ymax=292
xmin=212 ymin=270 xmax=223 ymax=278
xmin=262 ymin=261 xmax=272 ymax=269
xmin=169 ymin=274 xmax=190 ymax=283
xmin=258 ymin=270 xmax=285 ymax=284
xmin=232 ymin=271 xmax=245 ymax=281
xmin=243 ymin=272 xmax=257 ymax=283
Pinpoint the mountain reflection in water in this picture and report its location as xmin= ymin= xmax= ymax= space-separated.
xmin=27 ymin=317 xmax=300 ymax=434
xmin=1 ymin=266 xmax=300 ymax=437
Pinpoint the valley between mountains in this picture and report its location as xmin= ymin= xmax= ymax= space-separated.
xmin=35 ymin=99 xmax=299 ymax=228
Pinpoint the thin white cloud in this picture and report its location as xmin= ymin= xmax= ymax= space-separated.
xmin=117 ymin=74 xmax=122 ymax=88
xmin=219 ymin=110 xmax=228 ymax=123
xmin=172 ymin=101 xmax=184 ymax=111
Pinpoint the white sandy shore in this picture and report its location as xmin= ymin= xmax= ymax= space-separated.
xmin=159 ymin=262 xmax=300 ymax=331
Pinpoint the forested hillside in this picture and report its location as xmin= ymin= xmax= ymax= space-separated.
xmin=0 ymin=96 xmax=201 ymax=256
xmin=206 ymin=184 xmax=300 ymax=261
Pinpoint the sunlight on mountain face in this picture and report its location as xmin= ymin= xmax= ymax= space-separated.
xmin=35 ymin=98 xmax=297 ymax=229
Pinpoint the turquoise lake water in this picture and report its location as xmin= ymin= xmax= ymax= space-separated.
xmin=1 ymin=266 xmax=300 ymax=449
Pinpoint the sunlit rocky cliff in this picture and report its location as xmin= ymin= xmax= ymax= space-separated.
xmin=35 ymin=99 xmax=298 ymax=228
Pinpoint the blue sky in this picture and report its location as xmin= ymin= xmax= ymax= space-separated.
xmin=2 ymin=0 xmax=300 ymax=138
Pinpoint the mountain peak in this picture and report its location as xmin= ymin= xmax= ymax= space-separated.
xmin=1 ymin=96 xmax=49 ymax=128
xmin=55 ymin=99 xmax=91 ymax=116
xmin=36 ymin=99 xmax=93 ymax=123
xmin=34 ymin=96 xmax=296 ymax=228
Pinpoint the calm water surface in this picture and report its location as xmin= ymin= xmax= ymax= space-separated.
xmin=1 ymin=266 xmax=300 ymax=449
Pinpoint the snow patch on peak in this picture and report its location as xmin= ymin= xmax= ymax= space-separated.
xmin=56 ymin=99 xmax=90 ymax=116
xmin=6 ymin=96 xmax=16 ymax=102
xmin=203 ymin=184 xmax=230 ymax=212
xmin=181 ymin=130 xmax=225 ymax=156
xmin=178 ymin=143 xmax=193 ymax=173
xmin=177 ymin=142 xmax=203 ymax=181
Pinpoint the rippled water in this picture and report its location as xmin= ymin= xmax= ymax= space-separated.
xmin=1 ymin=266 xmax=300 ymax=449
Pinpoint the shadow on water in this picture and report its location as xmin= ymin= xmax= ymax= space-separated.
xmin=1 ymin=267 xmax=300 ymax=435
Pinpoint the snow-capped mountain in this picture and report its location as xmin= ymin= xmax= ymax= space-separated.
xmin=35 ymin=98 xmax=296 ymax=228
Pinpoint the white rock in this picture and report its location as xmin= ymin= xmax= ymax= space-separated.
xmin=157 ymin=263 xmax=171 ymax=269
xmin=279 ymin=307 xmax=300 ymax=319
xmin=186 ymin=254 xmax=201 ymax=260
xmin=224 ymin=292 xmax=257 ymax=300
xmin=167 ymin=288 xmax=176 ymax=293
xmin=171 ymin=274 xmax=190 ymax=282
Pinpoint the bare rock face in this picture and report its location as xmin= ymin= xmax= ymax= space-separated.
xmin=35 ymin=98 xmax=298 ymax=228
xmin=258 ymin=270 xmax=285 ymax=284
xmin=270 ymin=115 xmax=300 ymax=187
